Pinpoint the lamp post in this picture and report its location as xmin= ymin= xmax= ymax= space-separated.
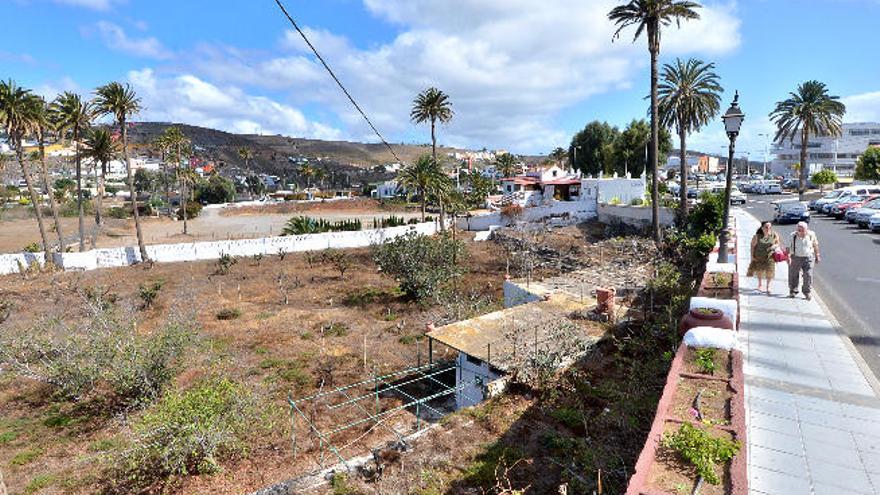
xmin=718 ymin=91 xmax=745 ymax=264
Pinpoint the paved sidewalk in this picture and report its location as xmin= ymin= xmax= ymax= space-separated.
xmin=735 ymin=209 xmax=880 ymax=494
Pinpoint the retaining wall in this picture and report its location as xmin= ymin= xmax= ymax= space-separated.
xmin=0 ymin=221 xmax=440 ymax=275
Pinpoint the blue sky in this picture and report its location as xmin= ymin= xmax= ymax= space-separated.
xmin=3 ymin=0 xmax=879 ymax=158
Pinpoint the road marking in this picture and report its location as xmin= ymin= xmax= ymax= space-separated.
xmin=856 ymin=277 xmax=880 ymax=285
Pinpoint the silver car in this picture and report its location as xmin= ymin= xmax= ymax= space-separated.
xmin=854 ymin=198 xmax=880 ymax=227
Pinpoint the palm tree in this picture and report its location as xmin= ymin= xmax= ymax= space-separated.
xmin=410 ymin=87 xmax=454 ymax=162
xmin=81 ymin=128 xmax=119 ymax=231
xmin=51 ymin=92 xmax=94 ymax=251
xmin=657 ymin=58 xmax=723 ymax=219
xmin=770 ymin=80 xmax=846 ymax=200
xmin=94 ymin=82 xmax=148 ymax=262
xmin=177 ymin=166 xmax=198 ymax=235
xmin=550 ymin=147 xmax=568 ymax=169
xmin=398 ymin=154 xmax=444 ymax=221
xmin=609 ymin=0 xmax=701 ymax=241
xmin=0 ymin=80 xmax=52 ymax=261
xmin=495 ymin=153 xmax=518 ymax=178
xmin=299 ymin=163 xmax=315 ymax=189
xmin=238 ymin=147 xmax=253 ymax=171
xmin=161 ymin=127 xmax=192 ymax=233
xmin=29 ymin=96 xmax=66 ymax=252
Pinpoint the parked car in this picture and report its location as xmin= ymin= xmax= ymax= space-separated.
xmin=870 ymin=213 xmax=880 ymax=232
xmin=810 ymin=190 xmax=845 ymax=211
xmin=832 ymin=195 xmax=877 ymax=219
xmin=821 ymin=193 xmax=861 ymax=215
xmin=853 ymin=198 xmax=880 ymax=228
xmin=773 ymin=199 xmax=810 ymax=224
xmin=710 ymin=185 xmax=746 ymax=205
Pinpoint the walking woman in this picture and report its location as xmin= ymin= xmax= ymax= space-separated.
xmin=747 ymin=221 xmax=781 ymax=294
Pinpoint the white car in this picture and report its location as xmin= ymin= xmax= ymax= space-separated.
xmin=711 ymin=185 xmax=747 ymax=205
xmin=870 ymin=213 xmax=880 ymax=232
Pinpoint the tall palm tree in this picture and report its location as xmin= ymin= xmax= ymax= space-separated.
xmin=52 ymin=92 xmax=94 ymax=251
xmin=770 ymin=80 xmax=846 ymax=200
xmin=29 ymin=96 xmax=67 ymax=252
xmin=238 ymin=146 xmax=253 ymax=171
xmin=495 ymin=152 xmax=518 ymax=178
xmin=398 ymin=154 xmax=444 ymax=221
xmin=657 ymin=58 xmax=723 ymax=219
xmin=161 ymin=127 xmax=192 ymax=234
xmin=0 ymin=80 xmax=52 ymax=261
xmin=177 ymin=166 xmax=198 ymax=235
xmin=299 ymin=163 xmax=315 ymax=189
xmin=609 ymin=0 xmax=701 ymax=241
xmin=410 ymin=87 xmax=454 ymax=162
xmin=151 ymin=132 xmax=174 ymax=218
xmin=94 ymin=82 xmax=148 ymax=262
xmin=81 ymin=128 xmax=119 ymax=231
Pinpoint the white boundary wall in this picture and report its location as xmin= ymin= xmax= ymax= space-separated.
xmin=0 ymin=221 xmax=440 ymax=275
xmin=598 ymin=204 xmax=675 ymax=228
xmin=460 ymin=200 xmax=598 ymax=231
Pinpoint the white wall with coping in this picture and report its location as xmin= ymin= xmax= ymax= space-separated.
xmin=584 ymin=177 xmax=647 ymax=205
xmin=0 ymin=221 xmax=440 ymax=276
xmin=598 ymin=204 xmax=675 ymax=228
xmin=503 ymin=279 xmax=545 ymax=308
xmin=461 ymin=200 xmax=598 ymax=231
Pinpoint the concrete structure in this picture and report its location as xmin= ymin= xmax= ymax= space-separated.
xmin=771 ymin=122 xmax=880 ymax=177
xmin=666 ymin=154 xmax=720 ymax=174
xmin=371 ymin=180 xmax=402 ymax=199
xmin=734 ymin=209 xmax=880 ymax=494
xmin=583 ymin=175 xmax=646 ymax=205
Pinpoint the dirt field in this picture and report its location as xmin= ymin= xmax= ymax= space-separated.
xmin=0 ymin=232 xmax=514 ymax=494
xmin=0 ymin=198 xmax=421 ymax=253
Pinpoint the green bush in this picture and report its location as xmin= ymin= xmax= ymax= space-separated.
xmin=282 ymin=216 xmax=362 ymax=235
xmin=663 ymin=423 xmax=740 ymax=485
xmin=374 ymin=215 xmax=407 ymax=228
xmin=694 ymin=348 xmax=717 ymax=375
xmin=22 ymin=242 xmax=41 ymax=253
xmin=0 ymin=306 xmax=194 ymax=406
xmin=137 ymin=280 xmax=165 ymax=310
xmin=115 ymin=378 xmax=257 ymax=488
xmin=688 ymin=192 xmax=724 ymax=238
xmin=216 ymin=308 xmax=241 ymax=320
xmin=373 ymin=232 xmax=466 ymax=302
xmin=107 ymin=206 xmax=131 ymax=219
xmin=176 ymin=201 xmax=203 ymax=220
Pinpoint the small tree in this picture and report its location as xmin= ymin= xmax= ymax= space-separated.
xmin=810 ymin=169 xmax=838 ymax=190
xmin=855 ymin=147 xmax=880 ymax=184
xmin=374 ymin=232 xmax=466 ymax=301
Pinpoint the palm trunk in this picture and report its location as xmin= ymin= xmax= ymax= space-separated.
xmin=799 ymin=128 xmax=808 ymax=201
xmin=162 ymin=151 xmax=171 ymax=218
xmin=420 ymin=187 xmax=426 ymax=222
xmin=178 ymin=142 xmax=188 ymax=235
xmin=430 ymin=118 xmax=447 ymax=231
xmin=96 ymin=161 xmax=106 ymax=227
xmin=122 ymin=120 xmax=149 ymax=262
xmin=74 ymin=127 xmax=85 ymax=251
xmin=38 ymin=140 xmax=66 ymax=252
xmin=679 ymin=126 xmax=688 ymax=221
xmin=16 ymin=143 xmax=51 ymax=263
xmin=649 ymin=32 xmax=661 ymax=242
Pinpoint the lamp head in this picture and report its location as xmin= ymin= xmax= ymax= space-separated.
xmin=722 ymin=91 xmax=745 ymax=137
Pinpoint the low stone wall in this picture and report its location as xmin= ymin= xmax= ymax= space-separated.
xmin=0 ymin=221 xmax=440 ymax=276
xmin=598 ymin=204 xmax=675 ymax=229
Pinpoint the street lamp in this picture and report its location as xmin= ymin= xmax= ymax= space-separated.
xmin=718 ymin=91 xmax=744 ymax=264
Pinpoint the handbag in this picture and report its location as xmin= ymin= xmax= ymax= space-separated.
xmin=773 ymin=247 xmax=789 ymax=263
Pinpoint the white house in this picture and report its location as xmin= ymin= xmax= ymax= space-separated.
xmin=371 ymin=180 xmax=402 ymax=199
xmin=582 ymin=175 xmax=647 ymax=205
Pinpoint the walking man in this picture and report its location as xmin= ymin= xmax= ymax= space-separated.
xmin=788 ymin=221 xmax=821 ymax=300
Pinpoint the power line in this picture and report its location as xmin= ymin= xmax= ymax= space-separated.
xmin=272 ymin=0 xmax=403 ymax=164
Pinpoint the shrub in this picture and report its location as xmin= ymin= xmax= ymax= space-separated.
xmin=375 ymin=215 xmax=407 ymax=228
xmin=216 ymin=308 xmax=241 ymax=320
xmin=137 ymin=280 xmax=165 ymax=310
xmin=694 ymin=348 xmax=717 ymax=375
xmin=630 ymin=197 xmax=644 ymax=206
xmin=322 ymin=249 xmax=351 ymax=278
xmin=23 ymin=242 xmax=41 ymax=253
xmin=107 ymin=207 xmax=131 ymax=219
xmin=114 ymin=378 xmax=257 ymax=488
xmin=662 ymin=423 xmax=740 ymax=485
xmin=214 ymin=253 xmax=237 ymax=275
xmin=282 ymin=216 xmax=362 ymax=235
xmin=499 ymin=204 xmax=523 ymax=221
xmin=0 ymin=306 xmax=194 ymax=406
xmin=373 ymin=232 xmax=466 ymax=302
xmin=176 ymin=201 xmax=203 ymax=220
xmin=688 ymin=192 xmax=724 ymax=238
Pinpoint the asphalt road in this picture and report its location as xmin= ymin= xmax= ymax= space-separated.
xmin=742 ymin=193 xmax=880 ymax=379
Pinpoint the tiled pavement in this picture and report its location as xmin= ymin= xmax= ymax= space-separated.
xmin=735 ymin=209 xmax=880 ymax=494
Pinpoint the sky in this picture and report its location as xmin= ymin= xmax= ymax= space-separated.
xmin=2 ymin=0 xmax=880 ymax=160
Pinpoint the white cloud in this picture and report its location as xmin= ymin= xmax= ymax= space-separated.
xmin=32 ymin=76 xmax=82 ymax=100
xmin=89 ymin=21 xmax=173 ymax=60
xmin=190 ymin=0 xmax=741 ymax=153
xmin=53 ymin=0 xmax=124 ymax=11
xmin=125 ymin=68 xmax=343 ymax=140
xmin=842 ymin=91 xmax=880 ymax=123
